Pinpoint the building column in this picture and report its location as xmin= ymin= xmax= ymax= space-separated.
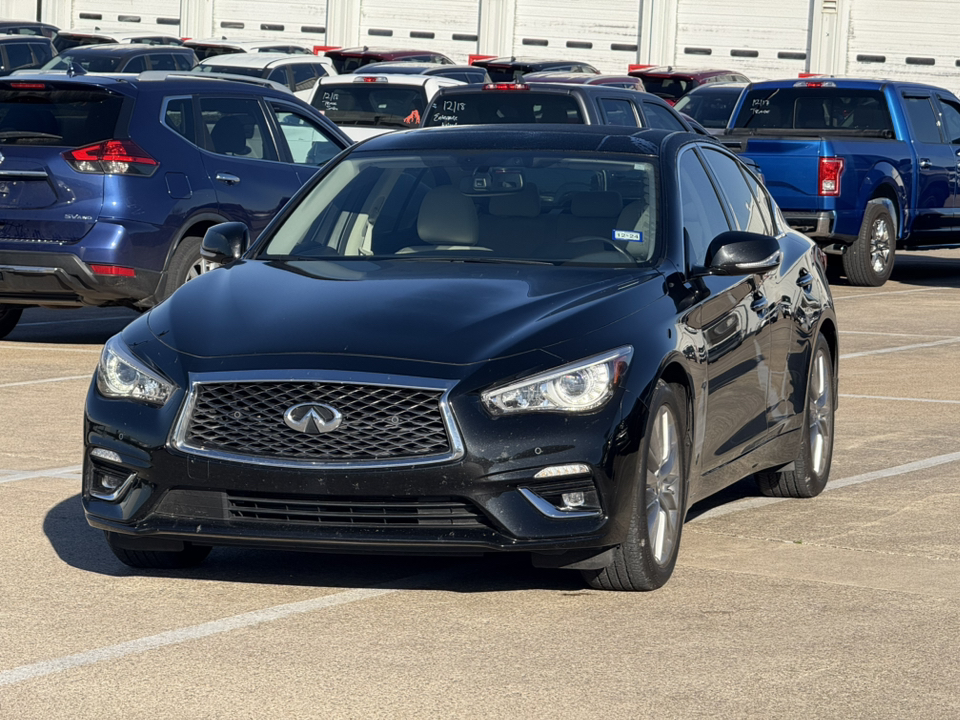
xmin=638 ymin=0 xmax=677 ymax=66
xmin=179 ymin=0 xmax=214 ymax=40
xmin=326 ymin=0 xmax=362 ymax=49
xmin=808 ymin=0 xmax=849 ymax=75
xmin=478 ymin=0 xmax=515 ymax=58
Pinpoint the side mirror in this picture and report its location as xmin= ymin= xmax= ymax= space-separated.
xmin=200 ymin=222 xmax=249 ymax=265
xmin=707 ymin=231 xmax=781 ymax=276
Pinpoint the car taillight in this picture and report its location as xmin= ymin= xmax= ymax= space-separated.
xmin=482 ymin=83 xmax=529 ymax=91
xmin=358 ymin=75 xmax=388 ymax=82
xmin=9 ymin=82 xmax=47 ymax=90
xmin=818 ymin=157 xmax=844 ymax=196
xmin=90 ymin=264 xmax=136 ymax=277
xmin=63 ymin=140 xmax=159 ymax=177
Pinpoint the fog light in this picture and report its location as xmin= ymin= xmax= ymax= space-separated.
xmin=91 ymin=448 xmax=123 ymax=464
xmin=561 ymin=491 xmax=586 ymax=508
xmin=89 ymin=463 xmax=136 ymax=502
xmin=534 ymin=463 xmax=591 ymax=479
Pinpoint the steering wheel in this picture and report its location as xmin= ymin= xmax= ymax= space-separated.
xmin=566 ymin=235 xmax=637 ymax=263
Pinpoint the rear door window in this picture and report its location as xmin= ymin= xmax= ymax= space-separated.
xmin=122 ymin=56 xmax=147 ymax=73
xmin=903 ymin=95 xmax=943 ymax=144
xmin=423 ymin=92 xmax=583 ymax=126
xmin=0 ymin=84 xmax=123 ymax=147
xmin=2 ymin=43 xmax=36 ymax=71
xmin=148 ymin=53 xmax=179 ymax=71
xmin=173 ymin=53 xmax=194 ymax=71
xmin=936 ymin=96 xmax=960 ymax=144
xmin=599 ymin=98 xmax=638 ymax=127
xmin=267 ymin=67 xmax=290 ymax=87
xmin=292 ymin=63 xmax=320 ymax=93
xmin=199 ymin=96 xmax=277 ymax=161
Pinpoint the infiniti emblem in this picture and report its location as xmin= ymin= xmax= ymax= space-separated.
xmin=283 ymin=402 xmax=343 ymax=434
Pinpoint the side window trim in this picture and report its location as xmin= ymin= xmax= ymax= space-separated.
xmin=692 ymin=145 xmax=738 ymax=230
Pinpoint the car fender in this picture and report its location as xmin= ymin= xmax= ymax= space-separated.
xmin=855 ymin=161 xmax=906 ymax=239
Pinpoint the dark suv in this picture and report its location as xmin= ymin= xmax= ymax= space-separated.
xmin=470 ymin=57 xmax=600 ymax=83
xmin=0 ymin=73 xmax=351 ymax=338
xmin=324 ymin=47 xmax=454 ymax=74
xmin=39 ymin=44 xmax=198 ymax=73
xmin=0 ymin=36 xmax=56 ymax=75
xmin=627 ymin=67 xmax=750 ymax=105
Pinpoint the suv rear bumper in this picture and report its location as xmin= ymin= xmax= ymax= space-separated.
xmin=0 ymin=250 xmax=159 ymax=307
xmin=783 ymin=210 xmax=835 ymax=238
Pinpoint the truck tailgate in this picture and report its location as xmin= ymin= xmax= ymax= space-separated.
xmin=725 ymin=136 xmax=824 ymax=212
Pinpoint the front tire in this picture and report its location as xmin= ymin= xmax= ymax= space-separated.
xmin=582 ymin=381 xmax=688 ymax=591
xmin=756 ymin=333 xmax=834 ymax=498
xmin=843 ymin=201 xmax=895 ymax=286
xmin=0 ymin=305 xmax=23 ymax=340
xmin=105 ymin=531 xmax=212 ymax=570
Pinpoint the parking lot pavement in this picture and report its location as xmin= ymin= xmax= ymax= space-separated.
xmin=2 ymin=256 xmax=960 ymax=719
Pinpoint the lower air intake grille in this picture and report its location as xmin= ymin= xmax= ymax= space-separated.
xmin=227 ymin=494 xmax=489 ymax=528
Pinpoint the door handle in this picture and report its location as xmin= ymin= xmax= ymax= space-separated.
xmin=797 ymin=271 xmax=814 ymax=290
xmin=216 ymin=173 xmax=241 ymax=185
xmin=919 ymin=158 xmax=932 ymax=169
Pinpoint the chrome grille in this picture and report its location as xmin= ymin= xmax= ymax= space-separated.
xmin=227 ymin=494 xmax=488 ymax=528
xmin=181 ymin=381 xmax=452 ymax=463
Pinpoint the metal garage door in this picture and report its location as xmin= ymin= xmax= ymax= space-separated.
xmin=844 ymin=0 xmax=959 ymax=90
xmin=67 ymin=0 xmax=182 ymax=35
xmin=211 ymin=0 xmax=328 ymax=45
xmin=358 ymin=0 xmax=480 ymax=64
xmin=512 ymin=0 xmax=641 ymax=74
xmin=674 ymin=0 xmax=809 ymax=81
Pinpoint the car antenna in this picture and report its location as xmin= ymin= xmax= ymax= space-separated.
xmin=67 ymin=61 xmax=87 ymax=78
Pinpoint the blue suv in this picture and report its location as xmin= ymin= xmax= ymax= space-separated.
xmin=0 ymin=72 xmax=352 ymax=338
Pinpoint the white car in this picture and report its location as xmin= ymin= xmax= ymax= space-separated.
xmin=54 ymin=30 xmax=184 ymax=52
xmin=309 ymin=74 xmax=464 ymax=141
xmin=196 ymin=53 xmax=336 ymax=101
xmin=184 ymin=38 xmax=314 ymax=62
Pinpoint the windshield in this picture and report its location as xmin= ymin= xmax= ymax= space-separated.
xmin=423 ymin=92 xmax=583 ymax=126
xmin=732 ymin=87 xmax=894 ymax=134
xmin=53 ymin=35 xmax=113 ymax=53
xmin=41 ymin=53 xmax=123 ymax=72
xmin=312 ymin=84 xmax=426 ymax=128
xmin=639 ymin=76 xmax=691 ymax=100
xmin=259 ymin=151 xmax=658 ymax=267
xmin=674 ymin=90 xmax=741 ymax=129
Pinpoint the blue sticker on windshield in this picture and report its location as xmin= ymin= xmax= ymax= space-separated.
xmin=613 ymin=230 xmax=643 ymax=243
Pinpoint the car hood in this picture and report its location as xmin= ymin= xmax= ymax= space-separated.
xmin=147 ymin=259 xmax=664 ymax=365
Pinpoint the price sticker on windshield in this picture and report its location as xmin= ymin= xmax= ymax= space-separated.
xmin=613 ymin=230 xmax=643 ymax=243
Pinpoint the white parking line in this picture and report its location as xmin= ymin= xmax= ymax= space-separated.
xmin=833 ymin=288 xmax=939 ymax=300
xmin=839 ymin=337 xmax=960 ymax=359
xmin=840 ymin=393 xmax=960 ymax=405
xmin=841 ymin=330 xmax=955 ymax=339
xmin=0 ymin=375 xmax=91 ymax=389
xmin=689 ymin=449 xmax=960 ymax=523
xmin=0 ymin=343 xmax=100 ymax=354
xmin=0 ymin=465 xmax=82 ymax=485
xmin=18 ymin=316 xmax=132 ymax=328
xmin=0 ymin=570 xmax=455 ymax=689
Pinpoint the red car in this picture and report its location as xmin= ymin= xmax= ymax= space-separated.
xmin=522 ymin=72 xmax=645 ymax=91
xmin=628 ymin=66 xmax=749 ymax=105
xmin=325 ymin=47 xmax=454 ymax=74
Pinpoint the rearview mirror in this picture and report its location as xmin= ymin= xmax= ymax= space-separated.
xmin=706 ymin=231 xmax=781 ymax=276
xmin=201 ymin=222 xmax=249 ymax=265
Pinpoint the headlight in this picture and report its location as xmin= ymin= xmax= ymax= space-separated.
xmin=482 ymin=346 xmax=633 ymax=415
xmin=96 ymin=335 xmax=175 ymax=406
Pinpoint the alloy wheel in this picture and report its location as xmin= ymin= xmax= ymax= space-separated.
xmin=808 ymin=349 xmax=833 ymax=476
xmin=869 ymin=217 xmax=892 ymax=275
xmin=186 ymin=257 xmax=216 ymax=282
xmin=645 ymin=405 xmax=682 ymax=565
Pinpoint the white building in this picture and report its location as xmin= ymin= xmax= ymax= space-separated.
xmin=3 ymin=0 xmax=957 ymax=92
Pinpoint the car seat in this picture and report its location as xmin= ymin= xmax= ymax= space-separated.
xmin=210 ymin=115 xmax=250 ymax=156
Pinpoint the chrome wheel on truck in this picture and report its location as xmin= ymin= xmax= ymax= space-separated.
xmin=843 ymin=201 xmax=896 ymax=286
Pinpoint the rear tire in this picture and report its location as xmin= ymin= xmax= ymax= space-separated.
xmin=105 ymin=531 xmax=211 ymax=570
xmin=756 ymin=333 xmax=834 ymax=498
xmin=159 ymin=236 xmax=213 ymax=302
xmin=582 ymin=381 xmax=688 ymax=591
xmin=843 ymin=202 xmax=895 ymax=286
xmin=0 ymin=305 xmax=23 ymax=340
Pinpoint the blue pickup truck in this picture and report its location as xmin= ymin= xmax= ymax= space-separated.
xmin=723 ymin=78 xmax=960 ymax=285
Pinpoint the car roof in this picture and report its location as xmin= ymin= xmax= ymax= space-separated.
xmin=0 ymin=35 xmax=52 ymax=43
xmin=357 ymin=62 xmax=480 ymax=73
xmin=479 ymin=57 xmax=581 ymax=66
xmin=319 ymin=74 xmax=463 ymax=88
xmin=746 ymin=77 xmax=933 ymax=91
xmin=327 ymin=47 xmax=440 ymax=56
xmin=60 ymin=44 xmax=194 ymax=56
xmin=522 ymin=72 xmax=641 ymax=85
xmin=634 ymin=66 xmax=741 ymax=77
xmin=199 ymin=52 xmax=330 ymax=69
xmin=434 ymin=82 xmax=645 ymax=96
xmin=683 ymin=82 xmax=749 ymax=93
xmin=356 ymin=125 xmax=682 ymax=154
xmin=0 ymin=71 xmax=294 ymax=97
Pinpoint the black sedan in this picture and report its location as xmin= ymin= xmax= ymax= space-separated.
xmin=83 ymin=126 xmax=838 ymax=591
